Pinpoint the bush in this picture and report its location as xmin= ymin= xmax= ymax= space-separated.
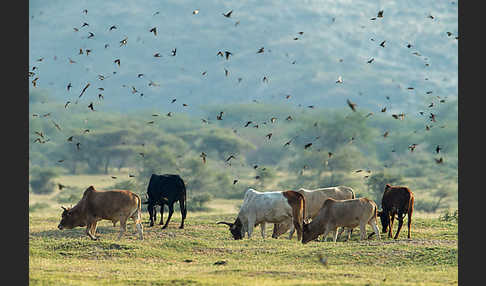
xmin=187 ymin=192 xmax=213 ymax=212
xmin=29 ymin=202 xmax=50 ymax=212
xmin=439 ymin=209 xmax=458 ymax=222
xmin=30 ymin=167 xmax=60 ymax=195
xmin=414 ymin=200 xmax=439 ymax=213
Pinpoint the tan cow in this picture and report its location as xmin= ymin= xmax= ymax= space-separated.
xmin=301 ymin=198 xmax=380 ymax=244
xmin=272 ymin=186 xmax=355 ymax=240
xmin=58 ymin=186 xmax=144 ymax=240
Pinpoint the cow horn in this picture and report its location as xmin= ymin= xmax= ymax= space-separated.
xmin=61 ymin=206 xmax=67 ymax=211
xmin=217 ymin=221 xmax=233 ymax=227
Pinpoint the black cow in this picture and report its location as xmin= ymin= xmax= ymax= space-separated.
xmin=142 ymin=174 xmax=187 ymax=229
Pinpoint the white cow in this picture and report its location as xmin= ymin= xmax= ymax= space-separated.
xmin=217 ymin=188 xmax=306 ymax=240
xmin=272 ymin=186 xmax=356 ymax=241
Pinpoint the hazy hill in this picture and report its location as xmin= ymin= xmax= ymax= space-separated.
xmin=29 ymin=0 xmax=458 ymax=116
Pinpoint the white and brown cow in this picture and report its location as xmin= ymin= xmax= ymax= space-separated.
xmin=217 ymin=189 xmax=306 ymax=240
xmin=301 ymin=197 xmax=380 ymax=244
xmin=273 ymin=186 xmax=355 ymax=240
xmin=58 ymin=186 xmax=144 ymax=240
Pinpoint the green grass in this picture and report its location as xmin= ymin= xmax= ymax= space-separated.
xmin=30 ymin=201 xmax=458 ymax=286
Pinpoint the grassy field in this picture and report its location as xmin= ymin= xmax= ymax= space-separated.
xmin=30 ymin=191 xmax=458 ymax=286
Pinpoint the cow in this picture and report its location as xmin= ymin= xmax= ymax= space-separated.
xmin=272 ymin=186 xmax=355 ymax=241
xmin=301 ymin=198 xmax=380 ymax=244
xmin=57 ymin=186 xmax=143 ymax=240
xmin=142 ymin=174 xmax=187 ymax=229
xmin=377 ymin=184 xmax=414 ymax=239
xmin=217 ymin=189 xmax=306 ymax=240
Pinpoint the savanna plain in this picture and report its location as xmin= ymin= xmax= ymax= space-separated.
xmin=29 ymin=175 xmax=457 ymax=286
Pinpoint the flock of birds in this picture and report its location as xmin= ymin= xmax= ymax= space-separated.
xmin=30 ymin=5 xmax=456 ymax=187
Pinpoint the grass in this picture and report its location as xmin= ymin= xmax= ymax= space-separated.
xmin=29 ymin=196 xmax=458 ymax=286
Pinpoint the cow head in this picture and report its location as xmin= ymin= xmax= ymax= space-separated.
xmin=301 ymin=222 xmax=318 ymax=244
xmin=377 ymin=210 xmax=389 ymax=233
xmin=217 ymin=218 xmax=243 ymax=240
xmin=58 ymin=206 xmax=85 ymax=230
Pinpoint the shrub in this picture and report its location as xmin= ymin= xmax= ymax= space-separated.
xmin=30 ymin=167 xmax=60 ymax=195
xmin=29 ymin=202 xmax=50 ymax=212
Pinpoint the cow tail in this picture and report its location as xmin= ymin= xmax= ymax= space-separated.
xmin=301 ymin=193 xmax=306 ymax=225
xmin=134 ymin=194 xmax=142 ymax=224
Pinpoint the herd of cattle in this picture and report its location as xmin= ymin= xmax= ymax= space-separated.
xmin=57 ymin=174 xmax=415 ymax=243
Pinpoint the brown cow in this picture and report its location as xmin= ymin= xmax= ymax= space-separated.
xmin=58 ymin=186 xmax=144 ymax=240
xmin=272 ymin=186 xmax=355 ymax=240
xmin=377 ymin=184 xmax=414 ymax=239
xmin=301 ymin=198 xmax=380 ymax=244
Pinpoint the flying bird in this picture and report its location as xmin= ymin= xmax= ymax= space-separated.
xmin=109 ymin=25 xmax=117 ymax=31
xmin=200 ymin=152 xmax=207 ymax=164
xmin=435 ymin=157 xmax=443 ymax=164
xmin=367 ymin=58 xmax=374 ymax=64
xmin=265 ymin=133 xmax=273 ymax=140
xmin=65 ymin=101 xmax=71 ymax=108
xmin=226 ymin=155 xmax=236 ymax=162
xmin=436 ymin=145 xmax=442 ymax=154
xmin=304 ymin=143 xmax=312 ymax=150
xmin=79 ymin=83 xmax=90 ymax=98
xmin=114 ymin=59 xmax=121 ymax=66
xmin=171 ymin=48 xmax=177 ymax=56
xmin=88 ymin=102 xmax=94 ymax=111
xmin=377 ymin=10 xmax=384 ymax=18
xmin=346 ymin=99 xmax=357 ymax=111
xmin=257 ymin=47 xmax=264 ymax=54
xmin=217 ymin=112 xmax=224 ymax=120
xmin=120 ymin=37 xmax=128 ymax=47
xmin=383 ymin=131 xmax=389 ymax=138
xmin=408 ymin=144 xmax=418 ymax=152
xmin=224 ymin=68 xmax=229 ymax=77
xmin=87 ymin=32 xmax=94 ymax=39
xmin=380 ymin=40 xmax=386 ymax=47
xmin=150 ymin=27 xmax=157 ymax=36
xmin=193 ymin=10 xmax=199 ymax=15
xmin=222 ymin=10 xmax=233 ymax=18
xmin=224 ymin=51 xmax=232 ymax=60
xmin=336 ymin=76 xmax=343 ymax=83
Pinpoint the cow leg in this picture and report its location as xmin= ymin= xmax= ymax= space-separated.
xmin=337 ymin=227 xmax=346 ymax=241
xmin=321 ymin=227 xmax=331 ymax=243
xmin=407 ymin=212 xmax=412 ymax=239
xmin=394 ymin=213 xmax=404 ymax=240
xmin=288 ymin=223 xmax=295 ymax=240
xmin=332 ymin=228 xmax=339 ymax=242
xmin=162 ymin=204 xmax=174 ymax=229
xmin=86 ymin=222 xmax=97 ymax=240
xmin=272 ymin=224 xmax=279 ymax=239
xmin=159 ymin=204 xmax=165 ymax=225
xmin=247 ymin=217 xmax=255 ymax=239
xmin=179 ymin=198 xmax=186 ymax=229
xmin=132 ymin=211 xmax=144 ymax=240
xmin=260 ymin=222 xmax=266 ymax=239
xmin=369 ymin=221 xmax=381 ymax=240
xmin=148 ymin=203 xmax=155 ymax=227
xmin=388 ymin=213 xmax=395 ymax=238
xmin=118 ymin=218 xmax=127 ymax=240
xmin=359 ymin=223 xmax=366 ymax=240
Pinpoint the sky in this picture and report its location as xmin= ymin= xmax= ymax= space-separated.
xmin=29 ymin=0 xmax=458 ymax=117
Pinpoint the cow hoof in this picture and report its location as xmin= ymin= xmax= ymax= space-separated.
xmin=179 ymin=226 xmax=184 ymax=229
xmin=162 ymin=225 xmax=168 ymax=229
